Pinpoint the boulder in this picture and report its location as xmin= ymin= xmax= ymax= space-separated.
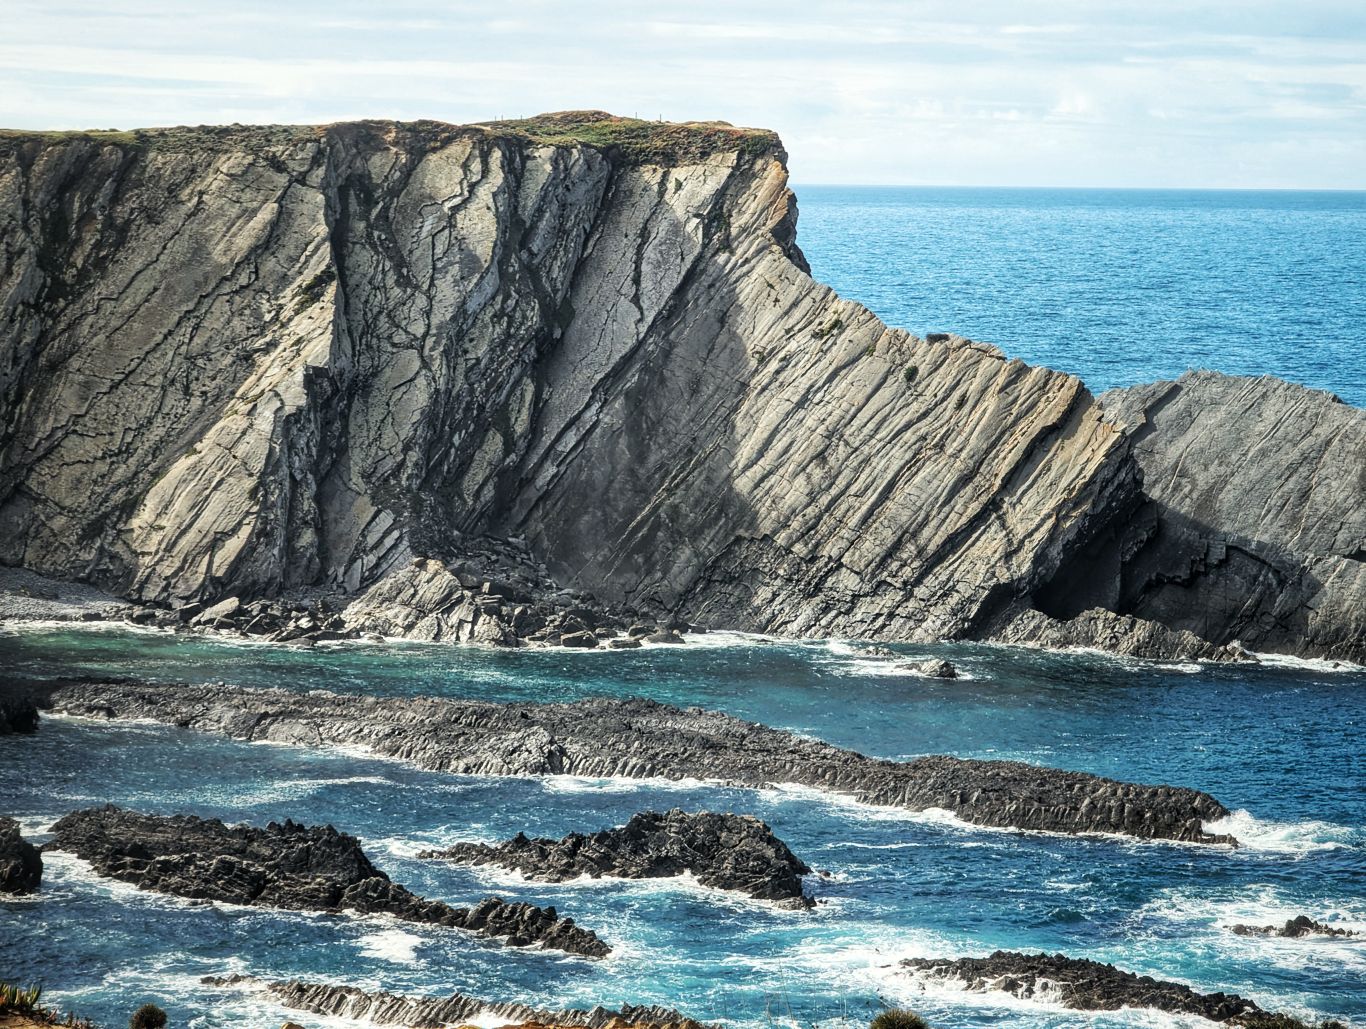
xmin=0 ymin=816 xmax=42 ymax=894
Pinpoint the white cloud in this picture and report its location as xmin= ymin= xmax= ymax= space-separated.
xmin=1 ymin=1 xmax=1363 ymax=187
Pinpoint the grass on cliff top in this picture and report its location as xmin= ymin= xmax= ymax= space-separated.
xmin=0 ymin=112 xmax=780 ymax=164
xmin=475 ymin=110 xmax=781 ymax=163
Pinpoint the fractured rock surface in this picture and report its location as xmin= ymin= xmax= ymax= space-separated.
xmin=39 ymin=681 xmax=1236 ymax=844
xmin=206 ymin=975 xmax=708 ymax=1029
xmin=421 ymin=808 xmax=814 ymax=908
xmin=901 ymin=951 xmax=1325 ymax=1028
xmin=45 ymin=805 xmax=608 ymax=956
xmin=1229 ymin=915 xmax=1358 ymax=939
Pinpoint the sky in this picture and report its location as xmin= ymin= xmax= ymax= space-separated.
xmin=3 ymin=1 xmax=1365 ymax=188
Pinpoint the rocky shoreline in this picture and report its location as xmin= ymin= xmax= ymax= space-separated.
xmin=900 ymin=951 xmax=1342 ymax=1028
xmin=421 ymin=809 xmax=815 ymax=909
xmin=206 ymin=976 xmax=709 ymax=1029
xmin=45 ymin=806 xmax=608 ymax=957
xmin=35 ymin=680 xmax=1236 ymax=845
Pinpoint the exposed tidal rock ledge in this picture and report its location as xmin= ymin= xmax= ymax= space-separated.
xmin=205 ymin=976 xmax=708 ymax=1029
xmin=0 ymin=816 xmax=42 ymax=894
xmin=901 ymin=952 xmax=1340 ymax=1028
xmin=1230 ymin=915 xmax=1359 ymax=939
xmin=420 ymin=808 xmax=815 ymax=908
xmin=45 ymin=805 xmax=608 ymax=956
xmin=41 ymin=681 xmax=1236 ymax=844
xmin=991 ymin=607 xmax=1251 ymax=663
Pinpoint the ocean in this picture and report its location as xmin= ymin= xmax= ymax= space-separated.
xmin=2 ymin=187 xmax=1364 ymax=1029
xmin=1 ymin=628 xmax=1363 ymax=1029
xmin=794 ymin=186 xmax=1366 ymax=406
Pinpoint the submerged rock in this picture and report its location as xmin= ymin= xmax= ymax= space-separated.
xmin=45 ymin=806 xmax=608 ymax=956
xmin=0 ymin=687 xmax=39 ymax=734
xmin=901 ymin=951 xmax=1338 ymax=1028
xmin=0 ymin=816 xmax=42 ymax=894
xmin=41 ymin=681 xmax=1237 ymax=845
xmin=421 ymin=809 xmax=814 ymax=908
xmin=1229 ymin=915 xmax=1359 ymax=939
xmin=205 ymin=975 xmax=709 ymax=1029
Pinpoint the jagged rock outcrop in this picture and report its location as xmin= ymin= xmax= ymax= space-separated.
xmin=39 ymin=680 xmax=1236 ymax=844
xmin=421 ymin=808 xmax=814 ymax=908
xmin=992 ymin=607 xmax=1250 ymax=663
xmin=45 ymin=805 xmax=608 ymax=956
xmin=1024 ymin=373 xmax=1365 ymax=662
xmin=205 ymin=976 xmax=708 ymax=1029
xmin=901 ymin=952 xmax=1339 ymax=1028
xmin=0 ymin=816 xmax=42 ymax=893
xmin=1229 ymin=915 xmax=1359 ymax=939
xmin=0 ymin=686 xmax=40 ymax=734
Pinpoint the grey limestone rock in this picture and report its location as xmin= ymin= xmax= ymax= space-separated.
xmin=39 ymin=679 xmax=1237 ymax=845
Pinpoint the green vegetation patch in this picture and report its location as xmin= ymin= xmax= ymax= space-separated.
xmin=477 ymin=110 xmax=781 ymax=164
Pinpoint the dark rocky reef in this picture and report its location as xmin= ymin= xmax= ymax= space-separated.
xmin=0 ymin=816 xmax=42 ymax=894
xmin=0 ymin=686 xmax=40 ymax=734
xmin=45 ymin=805 xmax=607 ymax=956
xmin=901 ymin=951 xmax=1339 ymax=1028
xmin=40 ymin=681 xmax=1236 ymax=845
xmin=421 ymin=808 xmax=814 ymax=908
xmin=205 ymin=975 xmax=709 ymax=1029
xmin=1229 ymin=915 xmax=1359 ymax=939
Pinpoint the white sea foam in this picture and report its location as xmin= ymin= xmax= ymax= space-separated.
xmin=1243 ymin=649 xmax=1366 ymax=673
xmin=1204 ymin=810 xmax=1358 ymax=855
xmin=356 ymin=926 xmax=424 ymax=964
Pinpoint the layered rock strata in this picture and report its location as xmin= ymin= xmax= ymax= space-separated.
xmin=421 ymin=808 xmax=814 ymax=908
xmin=901 ymin=952 xmax=1339 ymax=1028
xmin=45 ymin=805 xmax=608 ymax=956
xmin=205 ymin=976 xmax=708 ymax=1029
xmin=39 ymin=681 xmax=1236 ymax=844
xmin=0 ymin=816 xmax=42 ymax=894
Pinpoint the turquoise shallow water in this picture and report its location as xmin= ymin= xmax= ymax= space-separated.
xmin=1 ymin=626 xmax=1363 ymax=1029
xmin=794 ymin=186 xmax=1366 ymax=406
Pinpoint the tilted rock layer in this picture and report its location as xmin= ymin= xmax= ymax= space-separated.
xmin=39 ymin=680 xmax=1235 ymax=844
xmin=901 ymin=951 xmax=1329 ymax=1028
xmin=45 ymin=805 xmax=608 ymax=956
xmin=421 ymin=808 xmax=815 ymax=908
xmin=2 ymin=115 xmax=1359 ymax=658
xmin=206 ymin=976 xmax=708 ymax=1029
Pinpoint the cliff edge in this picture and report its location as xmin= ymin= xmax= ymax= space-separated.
xmin=1 ymin=112 xmax=1360 ymax=660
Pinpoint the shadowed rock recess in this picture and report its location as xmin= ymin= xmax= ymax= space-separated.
xmin=0 ymin=816 xmax=42 ymax=894
xmin=3 ymin=113 xmax=1358 ymax=659
xmin=901 ymin=952 xmax=1343 ymax=1028
xmin=420 ymin=808 xmax=815 ymax=908
xmin=45 ymin=805 xmax=608 ymax=956
xmin=39 ymin=681 xmax=1236 ymax=845
xmin=205 ymin=976 xmax=709 ymax=1029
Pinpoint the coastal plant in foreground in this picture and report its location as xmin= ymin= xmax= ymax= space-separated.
xmin=130 ymin=1003 xmax=167 ymax=1029
xmin=0 ymin=982 xmax=43 ymax=1011
xmin=870 ymin=1008 xmax=931 ymax=1029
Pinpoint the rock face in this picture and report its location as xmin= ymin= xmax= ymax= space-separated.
xmin=3 ymin=114 xmax=1356 ymax=659
xmin=39 ymin=680 xmax=1235 ymax=845
xmin=0 ymin=816 xmax=42 ymax=894
xmin=421 ymin=808 xmax=814 ymax=908
xmin=1229 ymin=915 xmax=1359 ymax=939
xmin=206 ymin=976 xmax=708 ymax=1029
xmin=0 ymin=114 xmax=1139 ymax=649
xmin=992 ymin=607 xmax=1250 ymax=663
xmin=45 ymin=805 xmax=608 ymax=956
xmin=901 ymin=952 xmax=1322 ymax=1028
xmin=1025 ymin=373 xmax=1365 ymax=662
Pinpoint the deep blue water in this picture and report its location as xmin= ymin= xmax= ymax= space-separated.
xmin=794 ymin=187 xmax=1366 ymax=406
xmin=1 ymin=626 xmax=1363 ymax=1029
